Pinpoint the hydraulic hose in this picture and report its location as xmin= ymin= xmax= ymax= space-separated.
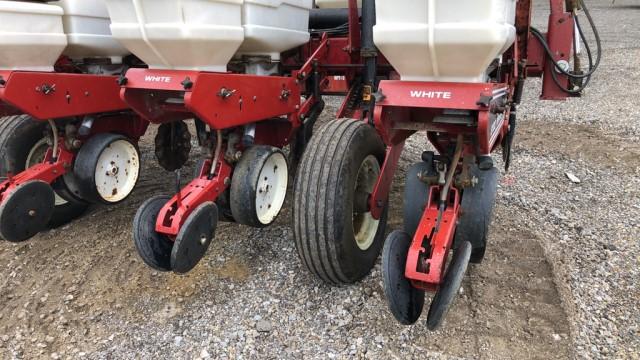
xmin=530 ymin=0 xmax=602 ymax=94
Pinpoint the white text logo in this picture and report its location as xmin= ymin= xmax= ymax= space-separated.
xmin=144 ymin=76 xmax=172 ymax=83
xmin=410 ymin=90 xmax=452 ymax=99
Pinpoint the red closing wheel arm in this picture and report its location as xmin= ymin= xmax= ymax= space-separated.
xmin=405 ymin=187 xmax=461 ymax=292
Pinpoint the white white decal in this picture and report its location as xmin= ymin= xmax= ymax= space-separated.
xmin=409 ymin=90 xmax=452 ymax=99
xmin=144 ymin=76 xmax=172 ymax=83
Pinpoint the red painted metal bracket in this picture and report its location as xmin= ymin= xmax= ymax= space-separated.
xmin=0 ymin=71 xmax=127 ymax=120
xmin=541 ymin=4 xmax=575 ymax=100
xmin=121 ymin=69 xmax=301 ymax=130
xmin=376 ymin=81 xmax=506 ymax=111
xmin=155 ymin=159 xmax=233 ymax=237
xmin=405 ymin=186 xmax=460 ymax=292
xmin=369 ymin=141 xmax=405 ymax=220
xmin=0 ymin=146 xmax=74 ymax=204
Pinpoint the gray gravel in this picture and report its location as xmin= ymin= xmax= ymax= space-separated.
xmin=0 ymin=0 xmax=638 ymax=359
xmin=519 ymin=0 xmax=640 ymax=357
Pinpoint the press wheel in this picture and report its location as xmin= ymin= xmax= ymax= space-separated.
xmin=382 ymin=230 xmax=425 ymax=325
xmin=171 ymin=202 xmax=218 ymax=274
xmin=427 ymin=240 xmax=472 ymax=330
xmin=0 ymin=181 xmax=55 ymax=242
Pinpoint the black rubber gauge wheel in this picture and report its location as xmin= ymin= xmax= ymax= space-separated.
xmin=293 ymin=119 xmax=388 ymax=285
xmin=231 ymin=145 xmax=288 ymax=228
xmin=72 ymin=133 xmax=140 ymax=204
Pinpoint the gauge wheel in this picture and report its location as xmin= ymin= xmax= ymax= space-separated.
xmin=293 ymin=119 xmax=388 ymax=285
xmin=230 ymin=146 xmax=288 ymax=228
xmin=71 ymin=133 xmax=140 ymax=204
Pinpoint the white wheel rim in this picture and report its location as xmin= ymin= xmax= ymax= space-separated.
xmin=26 ymin=138 xmax=67 ymax=206
xmin=94 ymin=139 xmax=139 ymax=203
xmin=353 ymin=155 xmax=381 ymax=251
xmin=255 ymin=152 xmax=288 ymax=225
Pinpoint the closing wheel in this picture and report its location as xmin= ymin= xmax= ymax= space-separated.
xmin=72 ymin=133 xmax=140 ymax=204
xmin=0 ymin=181 xmax=55 ymax=242
xmin=427 ymin=240 xmax=472 ymax=331
xmin=453 ymin=165 xmax=498 ymax=263
xmin=133 ymin=195 xmax=174 ymax=272
xmin=171 ymin=202 xmax=218 ymax=274
xmin=0 ymin=115 xmax=88 ymax=228
xmin=231 ymin=146 xmax=288 ymax=228
xmin=293 ymin=119 xmax=387 ymax=285
xmin=382 ymin=230 xmax=425 ymax=325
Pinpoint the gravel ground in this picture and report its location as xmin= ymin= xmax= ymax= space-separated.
xmin=0 ymin=0 xmax=638 ymax=359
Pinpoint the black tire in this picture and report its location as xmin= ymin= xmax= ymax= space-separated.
xmin=427 ymin=241 xmax=472 ymax=330
xmin=0 ymin=180 xmax=55 ymax=242
xmin=293 ymin=119 xmax=387 ymax=285
xmin=0 ymin=115 xmax=88 ymax=229
xmin=453 ymin=165 xmax=499 ymax=263
xmin=403 ymin=162 xmax=430 ymax=236
xmin=171 ymin=202 xmax=218 ymax=274
xmin=382 ymin=230 xmax=425 ymax=325
xmin=231 ymin=146 xmax=288 ymax=228
xmin=72 ymin=133 xmax=140 ymax=204
xmin=133 ymin=195 xmax=174 ymax=272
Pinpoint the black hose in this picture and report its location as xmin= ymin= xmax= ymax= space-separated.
xmin=529 ymin=0 xmax=602 ymax=94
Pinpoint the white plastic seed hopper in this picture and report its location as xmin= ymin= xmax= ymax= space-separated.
xmin=0 ymin=1 xmax=67 ymax=71
xmin=105 ymin=0 xmax=312 ymax=71
xmin=373 ymin=0 xmax=517 ymax=82
xmin=53 ymin=0 xmax=130 ymax=63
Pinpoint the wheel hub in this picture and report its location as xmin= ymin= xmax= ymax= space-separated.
xmin=255 ymin=153 xmax=288 ymax=225
xmin=94 ymin=139 xmax=139 ymax=203
xmin=108 ymin=162 xmax=119 ymax=176
xmin=352 ymin=155 xmax=381 ymax=251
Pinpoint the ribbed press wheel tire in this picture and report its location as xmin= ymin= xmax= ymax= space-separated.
xmin=0 ymin=115 xmax=88 ymax=230
xmin=293 ymin=119 xmax=387 ymax=285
